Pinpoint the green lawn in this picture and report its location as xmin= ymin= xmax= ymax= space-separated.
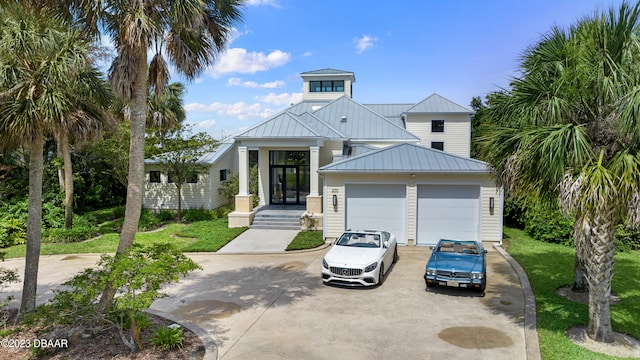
xmin=2 ymin=219 xmax=246 ymax=258
xmin=504 ymin=227 xmax=640 ymax=360
xmin=2 ymin=217 xmax=326 ymax=258
xmin=286 ymin=231 xmax=325 ymax=251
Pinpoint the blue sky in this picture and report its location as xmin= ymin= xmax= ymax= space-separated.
xmin=177 ymin=0 xmax=623 ymax=139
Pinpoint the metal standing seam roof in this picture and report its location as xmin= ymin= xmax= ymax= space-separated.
xmin=297 ymin=112 xmax=346 ymax=138
xmin=404 ymin=93 xmax=473 ymax=114
xmin=234 ymin=111 xmax=326 ymax=138
xmin=145 ymin=138 xmax=235 ymax=165
xmin=300 ymin=68 xmax=355 ymax=77
xmin=318 ymin=143 xmax=489 ymax=173
xmin=311 ymin=96 xmax=419 ymax=141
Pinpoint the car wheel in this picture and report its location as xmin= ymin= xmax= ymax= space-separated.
xmin=392 ymin=246 xmax=399 ymax=264
xmin=378 ymin=262 xmax=385 ymax=285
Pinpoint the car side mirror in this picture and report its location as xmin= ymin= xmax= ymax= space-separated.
xmin=483 ymin=249 xmax=488 ymax=254
xmin=383 ymin=241 xmax=389 ymax=249
xmin=429 ymin=246 xmax=435 ymax=250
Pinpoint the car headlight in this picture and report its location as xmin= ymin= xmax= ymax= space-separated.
xmin=471 ymin=272 xmax=483 ymax=279
xmin=364 ymin=262 xmax=378 ymax=272
xmin=426 ymin=269 xmax=437 ymax=276
xmin=322 ymin=258 xmax=329 ymax=269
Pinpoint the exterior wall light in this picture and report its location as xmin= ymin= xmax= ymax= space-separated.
xmin=333 ymin=194 xmax=338 ymax=206
xmin=489 ymin=197 xmax=495 ymax=210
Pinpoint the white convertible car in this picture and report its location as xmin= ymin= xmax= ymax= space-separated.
xmin=321 ymin=230 xmax=398 ymax=286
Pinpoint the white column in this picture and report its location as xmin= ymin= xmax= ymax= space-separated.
xmin=238 ymin=146 xmax=248 ymax=196
xmin=310 ymin=146 xmax=319 ymax=196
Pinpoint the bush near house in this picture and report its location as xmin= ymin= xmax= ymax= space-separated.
xmin=504 ymin=197 xmax=640 ymax=252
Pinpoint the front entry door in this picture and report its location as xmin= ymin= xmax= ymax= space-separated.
xmin=270 ymin=166 xmax=299 ymax=205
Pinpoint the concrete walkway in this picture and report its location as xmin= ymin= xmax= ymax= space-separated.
xmin=1 ymin=235 xmax=539 ymax=360
xmin=217 ymin=229 xmax=300 ymax=254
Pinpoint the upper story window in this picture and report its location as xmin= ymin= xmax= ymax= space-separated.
xmin=310 ymin=80 xmax=344 ymax=93
xmin=220 ymin=169 xmax=228 ymax=182
xmin=149 ymin=171 xmax=161 ymax=183
xmin=431 ymin=120 xmax=445 ymax=133
xmin=431 ymin=142 xmax=444 ymax=151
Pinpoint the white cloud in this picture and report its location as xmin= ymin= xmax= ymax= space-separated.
xmin=197 ymin=119 xmax=217 ymax=128
xmin=354 ymin=34 xmax=378 ymax=54
xmin=208 ymin=48 xmax=291 ymax=77
xmin=227 ymin=77 xmax=285 ymax=89
xmin=245 ymin=0 xmax=280 ymax=6
xmin=258 ymin=92 xmax=303 ymax=106
xmin=185 ymin=101 xmax=277 ymax=120
xmin=302 ymin=51 xmax=312 ymax=57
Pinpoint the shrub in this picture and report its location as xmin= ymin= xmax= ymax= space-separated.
xmin=182 ymin=208 xmax=215 ymax=222
xmin=138 ymin=208 xmax=162 ymax=231
xmin=522 ymin=204 xmax=573 ymax=246
xmin=152 ymin=325 xmax=184 ymax=350
xmin=43 ymin=214 xmax=99 ymax=243
xmin=615 ymin=225 xmax=640 ymax=252
xmin=0 ymin=217 xmax=26 ymax=248
xmin=36 ymin=243 xmax=201 ymax=350
xmin=155 ymin=210 xmax=177 ymax=222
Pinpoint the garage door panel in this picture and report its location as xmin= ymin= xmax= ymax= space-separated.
xmin=346 ymin=184 xmax=407 ymax=244
xmin=417 ymin=185 xmax=480 ymax=246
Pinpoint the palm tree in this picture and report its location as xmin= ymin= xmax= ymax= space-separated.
xmin=55 ymin=0 xmax=244 ymax=308
xmin=480 ymin=2 xmax=640 ymax=343
xmin=0 ymin=3 xmax=112 ymax=313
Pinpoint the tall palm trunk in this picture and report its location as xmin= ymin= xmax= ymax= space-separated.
xmin=56 ymin=141 xmax=65 ymax=191
xmin=176 ymin=183 xmax=183 ymax=221
xmin=573 ymin=212 xmax=589 ymax=292
xmin=20 ymin=132 xmax=44 ymax=314
xmin=586 ymin=210 xmax=615 ymax=342
xmin=99 ymin=48 xmax=148 ymax=311
xmin=60 ymin=131 xmax=74 ymax=229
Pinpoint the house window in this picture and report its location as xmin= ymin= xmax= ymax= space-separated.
xmin=219 ymin=169 xmax=228 ymax=181
xmin=149 ymin=171 xmax=161 ymax=183
xmin=309 ymin=80 xmax=344 ymax=92
xmin=187 ymin=172 xmax=198 ymax=184
xmin=431 ymin=142 xmax=444 ymax=151
xmin=167 ymin=171 xmax=174 ymax=183
xmin=431 ymin=120 xmax=445 ymax=133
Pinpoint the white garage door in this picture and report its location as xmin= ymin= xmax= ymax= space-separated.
xmin=416 ymin=185 xmax=480 ymax=246
xmin=346 ymin=184 xmax=407 ymax=244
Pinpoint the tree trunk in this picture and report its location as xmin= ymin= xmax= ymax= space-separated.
xmin=176 ymin=183 xmax=182 ymax=221
xmin=56 ymin=140 xmax=65 ymax=191
xmin=573 ymin=212 xmax=589 ymax=292
xmin=20 ymin=132 xmax=44 ymax=314
xmin=61 ymin=131 xmax=74 ymax=229
xmin=99 ymin=48 xmax=148 ymax=311
xmin=586 ymin=211 xmax=615 ymax=343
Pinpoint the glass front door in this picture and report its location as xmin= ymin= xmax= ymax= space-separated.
xmin=270 ymin=166 xmax=301 ymax=205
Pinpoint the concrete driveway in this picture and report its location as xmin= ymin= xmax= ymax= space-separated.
xmin=2 ymin=246 xmax=529 ymax=360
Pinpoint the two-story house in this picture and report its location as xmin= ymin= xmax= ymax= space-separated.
xmin=144 ymin=68 xmax=503 ymax=245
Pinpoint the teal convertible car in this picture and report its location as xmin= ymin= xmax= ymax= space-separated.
xmin=424 ymin=239 xmax=487 ymax=292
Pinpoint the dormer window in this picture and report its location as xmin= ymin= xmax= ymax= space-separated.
xmin=310 ymin=80 xmax=344 ymax=93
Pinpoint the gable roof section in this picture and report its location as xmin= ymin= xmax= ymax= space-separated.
xmin=311 ymin=96 xmax=419 ymax=141
xmin=405 ymin=93 xmax=472 ymax=114
xmin=235 ymin=111 xmax=326 ymax=139
xmin=297 ymin=112 xmax=345 ymax=138
xmin=318 ymin=143 xmax=489 ymax=173
xmin=145 ymin=138 xmax=235 ymax=165
xmin=288 ymin=100 xmax=331 ymax=115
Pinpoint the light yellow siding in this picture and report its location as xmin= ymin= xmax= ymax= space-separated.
xmin=405 ymin=113 xmax=471 ymax=157
xmin=143 ymin=144 xmax=237 ymax=211
xmin=143 ymin=165 xmax=211 ymax=210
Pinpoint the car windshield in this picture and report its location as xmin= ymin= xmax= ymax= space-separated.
xmin=436 ymin=240 xmax=479 ymax=254
xmin=336 ymin=232 xmax=381 ymax=248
